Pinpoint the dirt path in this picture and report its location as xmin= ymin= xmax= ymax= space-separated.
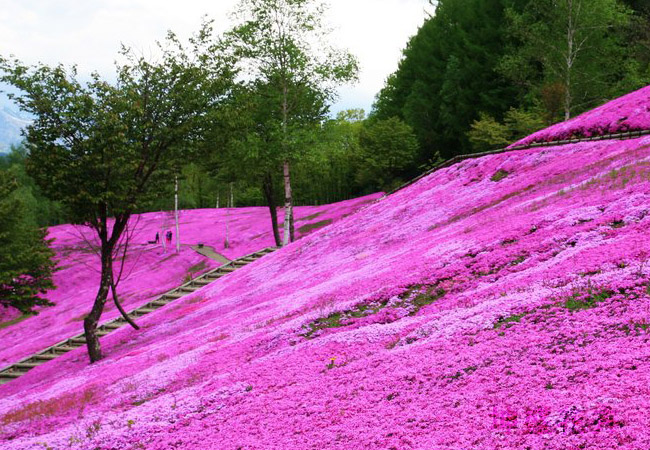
xmin=190 ymin=245 xmax=231 ymax=264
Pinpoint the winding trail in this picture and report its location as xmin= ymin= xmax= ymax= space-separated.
xmin=0 ymin=247 xmax=277 ymax=385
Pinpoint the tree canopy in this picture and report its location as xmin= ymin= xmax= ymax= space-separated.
xmin=372 ymin=0 xmax=650 ymax=159
xmin=0 ymin=168 xmax=55 ymax=315
xmin=228 ymin=0 xmax=358 ymax=245
xmin=0 ymin=21 xmax=236 ymax=362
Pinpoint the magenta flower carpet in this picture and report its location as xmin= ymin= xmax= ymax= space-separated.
xmin=2 ymin=87 xmax=650 ymax=449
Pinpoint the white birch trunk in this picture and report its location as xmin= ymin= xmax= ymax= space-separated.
xmin=282 ymin=160 xmax=292 ymax=247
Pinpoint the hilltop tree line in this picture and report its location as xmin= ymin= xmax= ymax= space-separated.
xmin=4 ymin=0 xmax=647 ymax=226
xmin=1 ymin=0 xmax=649 ymax=362
xmin=373 ymin=0 xmax=650 ymax=168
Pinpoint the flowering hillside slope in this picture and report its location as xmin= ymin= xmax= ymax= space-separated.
xmin=511 ymin=85 xmax=650 ymax=147
xmin=2 ymin=96 xmax=650 ymax=448
xmin=0 ymin=193 xmax=380 ymax=367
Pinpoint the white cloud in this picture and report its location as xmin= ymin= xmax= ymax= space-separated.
xmin=0 ymin=0 xmax=431 ymax=113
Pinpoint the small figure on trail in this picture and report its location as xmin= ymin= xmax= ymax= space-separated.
xmin=155 ymin=232 xmax=160 ymax=244
xmin=166 ymin=231 xmax=172 ymax=244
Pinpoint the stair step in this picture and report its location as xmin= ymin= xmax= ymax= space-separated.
xmin=53 ymin=345 xmax=77 ymax=353
xmin=33 ymin=353 xmax=58 ymax=361
xmin=14 ymin=362 xmax=40 ymax=370
xmin=0 ymin=372 xmax=22 ymax=379
xmin=0 ymin=247 xmax=277 ymax=386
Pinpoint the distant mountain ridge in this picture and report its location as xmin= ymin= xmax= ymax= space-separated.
xmin=0 ymin=104 xmax=30 ymax=154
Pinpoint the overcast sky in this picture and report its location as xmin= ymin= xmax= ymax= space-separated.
xmin=0 ymin=0 xmax=432 ymax=115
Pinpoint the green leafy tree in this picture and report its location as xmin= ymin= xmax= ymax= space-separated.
xmin=356 ymin=117 xmax=419 ymax=192
xmin=500 ymin=0 xmax=633 ymax=120
xmin=467 ymin=113 xmax=511 ymax=152
xmin=468 ymin=108 xmax=545 ymax=152
xmin=0 ymin=169 xmax=55 ymax=315
xmin=0 ymin=23 xmax=235 ymax=362
xmin=202 ymin=81 xmax=289 ymax=247
xmin=292 ymin=109 xmax=365 ymax=204
xmin=373 ymin=0 xmax=518 ymax=162
xmin=0 ymin=144 xmax=66 ymax=226
xmin=228 ymin=0 xmax=358 ymax=246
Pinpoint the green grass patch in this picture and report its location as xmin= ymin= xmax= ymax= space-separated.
xmin=563 ymin=288 xmax=614 ymax=311
xmin=579 ymin=269 xmax=602 ymax=277
xmin=297 ymin=212 xmax=324 ymax=222
xmin=621 ymin=321 xmax=650 ymax=335
xmin=510 ymin=255 xmax=527 ymax=266
xmin=298 ymin=219 xmax=333 ymax=234
xmin=303 ymin=282 xmax=449 ymax=339
xmin=610 ymin=220 xmax=625 ymax=229
xmin=490 ymin=169 xmax=510 ymax=182
xmin=301 ymin=300 xmax=387 ymax=339
xmin=408 ymin=287 xmax=446 ymax=314
xmin=0 ymin=313 xmax=33 ymax=330
xmin=494 ymin=312 xmax=528 ymax=329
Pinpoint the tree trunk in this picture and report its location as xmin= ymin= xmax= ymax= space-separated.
xmin=262 ymin=173 xmax=281 ymax=247
xmin=280 ymin=79 xmax=295 ymax=246
xmin=282 ymin=160 xmax=293 ymax=247
xmin=83 ymin=210 xmax=129 ymax=363
xmin=84 ymin=245 xmax=113 ymax=362
xmin=563 ymin=0 xmax=575 ymax=121
xmin=110 ymin=274 xmax=139 ymax=330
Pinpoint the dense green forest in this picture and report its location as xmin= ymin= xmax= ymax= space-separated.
xmin=373 ymin=0 xmax=650 ymax=169
xmin=2 ymin=0 xmax=650 ymax=221
xmin=0 ymin=157 xmax=56 ymax=314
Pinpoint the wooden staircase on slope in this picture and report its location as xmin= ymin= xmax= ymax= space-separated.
xmin=0 ymin=247 xmax=277 ymax=385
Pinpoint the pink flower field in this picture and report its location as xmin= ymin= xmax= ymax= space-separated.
xmin=2 ymin=87 xmax=650 ymax=449
xmin=510 ymin=85 xmax=650 ymax=147
xmin=0 ymin=193 xmax=381 ymax=366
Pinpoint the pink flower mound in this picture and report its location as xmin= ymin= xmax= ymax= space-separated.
xmin=510 ymin=85 xmax=650 ymax=147
xmin=0 ymin=194 xmax=381 ymax=367
xmin=2 ymin=135 xmax=650 ymax=448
